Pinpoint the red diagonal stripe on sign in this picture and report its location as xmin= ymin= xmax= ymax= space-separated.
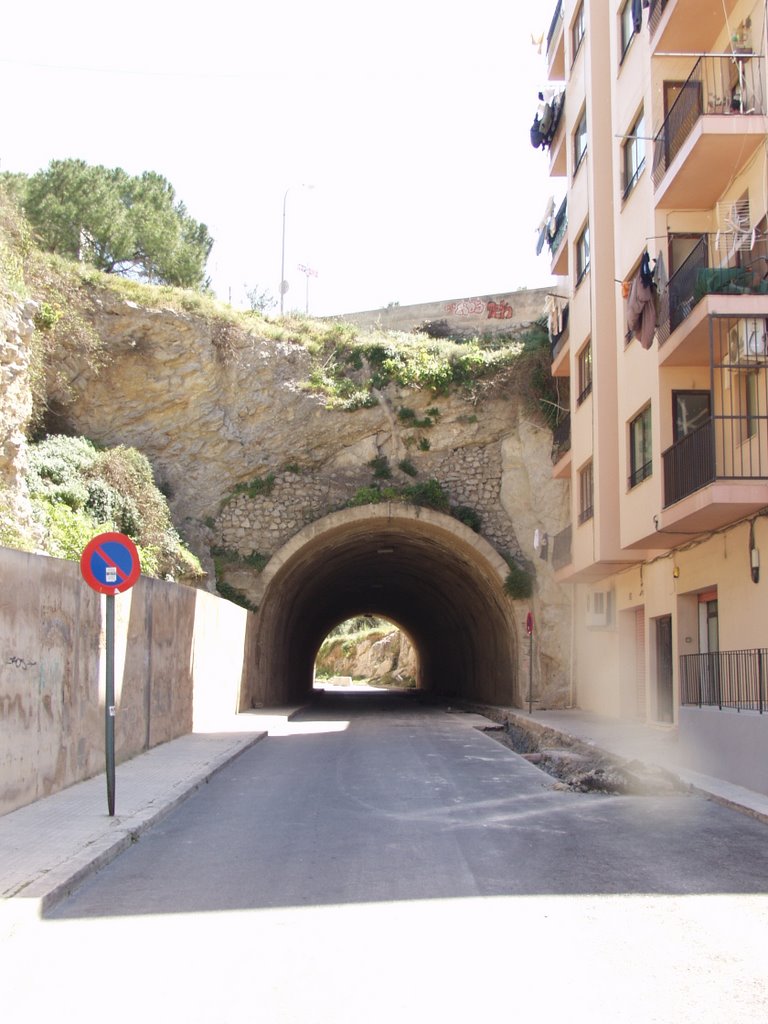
xmin=94 ymin=544 xmax=130 ymax=581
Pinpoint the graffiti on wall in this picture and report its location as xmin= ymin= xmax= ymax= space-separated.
xmin=444 ymin=298 xmax=514 ymax=320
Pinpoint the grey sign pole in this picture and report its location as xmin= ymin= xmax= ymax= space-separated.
xmin=105 ymin=593 xmax=116 ymax=816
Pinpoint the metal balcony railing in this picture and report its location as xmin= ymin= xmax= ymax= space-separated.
xmin=656 ymin=234 xmax=768 ymax=346
xmin=552 ymin=523 xmax=572 ymax=570
xmin=551 ymin=413 xmax=571 ymax=464
xmin=663 ymin=419 xmax=715 ymax=505
xmin=648 ymin=0 xmax=668 ymax=37
xmin=549 ymin=302 xmax=569 ymax=361
xmin=548 ymin=197 xmax=568 ymax=258
xmin=652 ymin=54 xmax=766 ymax=189
xmin=681 ymin=648 xmax=768 ymax=712
xmin=546 ymin=0 xmax=563 ymax=56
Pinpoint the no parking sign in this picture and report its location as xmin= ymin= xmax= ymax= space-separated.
xmin=80 ymin=532 xmax=141 ymax=595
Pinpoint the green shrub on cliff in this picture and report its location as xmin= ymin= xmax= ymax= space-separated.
xmin=26 ymin=435 xmax=203 ymax=581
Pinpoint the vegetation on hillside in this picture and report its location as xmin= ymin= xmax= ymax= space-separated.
xmin=6 ymin=435 xmax=203 ymax=581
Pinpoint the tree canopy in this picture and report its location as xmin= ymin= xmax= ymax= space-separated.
xmin=4 ymin=159 xmax=213 ymax=290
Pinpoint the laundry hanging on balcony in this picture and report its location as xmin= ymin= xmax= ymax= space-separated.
xmin=632 ymin=0 xmax=650 ymax=33
xmin=530 ymin=90 xmax=564 ymax=151
xmin=626 ymin=251 xmax=657 ymax=349
xmin=536 ymin=197 xmax=556 ymax=255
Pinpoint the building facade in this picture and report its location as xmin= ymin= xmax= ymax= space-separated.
xmin=541 ymin=0 xmax=768 ymax=793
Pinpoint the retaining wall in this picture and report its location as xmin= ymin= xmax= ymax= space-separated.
xmin=0 ymin=547 xmax=256 ymax=816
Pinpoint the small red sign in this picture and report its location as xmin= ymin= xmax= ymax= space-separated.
xmin=526 ymin=612 xmax=534 ymax=636
xmin=80 ymin=532 xmax=141 ymax=595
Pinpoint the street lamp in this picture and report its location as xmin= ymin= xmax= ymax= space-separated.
xmin=280 ymin=183 xmax=314 ymax=315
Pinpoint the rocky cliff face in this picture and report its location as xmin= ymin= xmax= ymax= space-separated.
xmin=1 ymin=284 xmax=572 ymax=705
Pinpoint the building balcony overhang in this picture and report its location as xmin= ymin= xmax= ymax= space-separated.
xmin=654 ymin=115 xmax=768 ymax=210
xmin=656 ymin=479 xmax=768 ymax=537
xmin=549 ymin=116 xmax=566 ymax=177
xmin=650 ymin=0 xmax=742 ymax=54
xmin=659 ymin=294 xmax=768 ymax=367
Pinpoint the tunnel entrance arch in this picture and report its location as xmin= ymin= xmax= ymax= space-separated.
xmin=246 ymin=505 xmax=519 ymax=709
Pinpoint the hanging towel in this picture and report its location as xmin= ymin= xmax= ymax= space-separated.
xmin=632 ymin=0 xmax=643 ymax=32
xmin=627 ymin=272 xmax=656 ymax=350
xmin=654 ymin=251 xmax=668 ymax=297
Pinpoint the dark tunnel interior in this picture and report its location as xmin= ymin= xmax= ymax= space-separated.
xmin=250 ymin=509 xmax=519 ymax=708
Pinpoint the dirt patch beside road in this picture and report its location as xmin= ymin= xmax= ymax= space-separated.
xmin=455 ymin=706 xmax=688 ymax=796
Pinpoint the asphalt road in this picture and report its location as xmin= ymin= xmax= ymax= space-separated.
xmin=5 ymin=690 xmax=768 ymax=1022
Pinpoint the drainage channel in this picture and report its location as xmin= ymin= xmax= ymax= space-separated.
xmin=455 ymin=705 xmax=687 ymax=796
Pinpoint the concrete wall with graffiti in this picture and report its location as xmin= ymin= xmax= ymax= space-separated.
xmin=333 ymin=286 xmax=550 ymax=338
xmin=0 ymin=547 xmax=256 ymax=816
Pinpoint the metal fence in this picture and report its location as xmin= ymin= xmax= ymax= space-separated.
xmin=681 ymin=648 xmax=768 ymax=712
xmin=552 ymin=524 xmax=572 ymax=570
xmin=653 ymin=54 xmax=766 ymax=189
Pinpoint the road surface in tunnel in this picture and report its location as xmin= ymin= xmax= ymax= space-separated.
xmin=6 ymin=686 xmax=768 ymax=1022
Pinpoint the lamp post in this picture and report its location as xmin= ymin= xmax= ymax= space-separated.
xmin=280 ymin=183 xmax=314 ymax=315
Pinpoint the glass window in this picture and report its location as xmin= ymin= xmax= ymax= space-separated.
xmin=572 ymin=3 xmax=585 ymax=59
xmin=576 ymin=225 xmax=590 ymax=285
xmin=619 ymin=0 xmax=635 ymax=60
xmin=673 ymin=390 xmax=710 ymax=442
xmin=579 ymin=460 xmax=594 ymax=524
xmin=574 ymin=109 xmax=588 ymax=173
xmin=577 ymin=341 xmax=592 ymax=405
xmin=629 ymin=405 xmax=652 ymax=487
xmin=623 ymin=109 xmax=645 ymax=197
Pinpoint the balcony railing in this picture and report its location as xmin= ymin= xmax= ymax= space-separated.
xmin=552 ymin=523 xmax=572 ymax=570
xmin=681 ymin=648 xmax=768 ymax=712
xmin=551 ymin=413 xmax=571 ymax=464
xmin=652 ymin=54 xmax=766 ymax=189
xmin=656 ymin=234 xmax=768 ymax=346
xmin=549 ymin=302 xmax=569 ymax=361
xmin=548 ymin=197 xmax=568 ymax=258
xmin=546 ymin=0 xmax=563 ymax=56
xmin=663 ymin=420 xmax=715 ymax=505
xmin=648 ymin=0 xmax=668 ymax=36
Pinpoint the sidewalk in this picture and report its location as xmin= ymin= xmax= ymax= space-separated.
xmin=0 ymin=708 xmax=301 ymax=935
xmin=518 ymin=707 xmax=768 ymax=825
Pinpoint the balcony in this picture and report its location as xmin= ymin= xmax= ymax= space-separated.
xmin=551 ymin=413 xmax=571 ymax=479
xmin=549 ymin=301 xmax=569 ymax=362
xmin=552 ymin=523 xmax=572 ymax=571
xmin=652 ymin=55 xmax=767 ymax=209
xmin=649 ymin=0 xmax=742 ymax=53
xmin=549 ymin=196 xmax=568 ymax=276
xmin=659 ymin=310 xmax=768 ymax=532
xmin=656 ymin=234 xmax=768 ymax=366
xmin=546 ymin=0 xmax=565 ymax=81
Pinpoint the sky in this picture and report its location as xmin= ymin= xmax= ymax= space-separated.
xmin=0 ymin=1 xmax=562 ymax=317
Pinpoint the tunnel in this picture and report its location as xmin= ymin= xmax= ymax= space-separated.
xmin=247 ymin=505 xmax=520 ymax=708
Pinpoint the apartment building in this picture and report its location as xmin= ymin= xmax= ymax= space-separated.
xmin=539 ymin=0 xmax=768 ymax=793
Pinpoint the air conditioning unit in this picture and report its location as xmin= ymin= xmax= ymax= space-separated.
xmin=586 ymin=589 xmax=612 ymax=628
xmin=728 ymin=318 xmax=768 ymax=364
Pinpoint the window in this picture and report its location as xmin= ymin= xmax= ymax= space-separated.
xmin=576 ymin=225 xmax=590 ymax=285
xmin=673 ymin=390 xmax=710 ymax=442
xmin=578 ymin=460 xmax=594 ymax=524
xmin=572 ymin=2 xmax=585 ymax=59
xmin=623 ymin=109 xmax=645 ymax=198
xmin=629 ymin=405 xmax=652 ymax=487
xmin=619 ymin=0 xmax=635 ymax=61
xmin=574 ymin=108 xmax=588 ymax=173
xmin=577 ymin=341 xmax=592 ymax=405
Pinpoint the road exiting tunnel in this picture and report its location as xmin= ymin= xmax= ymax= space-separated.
xmin=247 ymin=505 xmax=519 ymax=708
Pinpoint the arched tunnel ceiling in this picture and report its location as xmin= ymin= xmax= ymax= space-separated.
xmin=251 ymin=507 xmax=519 ymax=708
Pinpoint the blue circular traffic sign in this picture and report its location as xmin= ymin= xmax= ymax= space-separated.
xmin=80 ymin=532 xmax=141 ymax=595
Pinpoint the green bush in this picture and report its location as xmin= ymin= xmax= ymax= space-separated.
xmin=504 ymin=560 xmax=534 ymax=599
